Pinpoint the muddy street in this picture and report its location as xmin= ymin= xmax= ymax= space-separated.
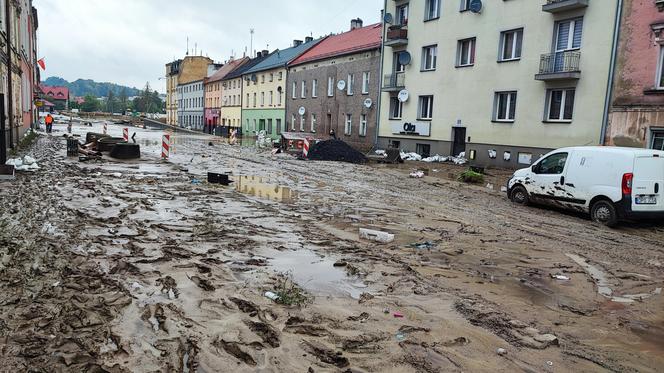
xmin=1 ymin=122 xmax=663 ymax=372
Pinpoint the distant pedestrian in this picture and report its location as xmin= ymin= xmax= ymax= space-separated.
xmin=329 ymin=129 xmax=337 ymax=140
xmin=45 ymin=114 xmax=54 ymax=133
xmin=67 ymin=116 xmax=72 ymax=133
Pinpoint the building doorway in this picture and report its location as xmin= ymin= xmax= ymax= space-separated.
xmin=451 ymin=127 xmax=466 ymax=156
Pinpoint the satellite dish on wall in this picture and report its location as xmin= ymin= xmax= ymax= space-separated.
xmin=298 ymin=106 xmax=306 ymax=116
xmin=397 ymin=89 xmax=409 ymax=103
xmin=277 ymin=86 xmax=283 ymax=93
xmin=469 ymin=0 xmax=483 ymax=13
xmin=337 ymin=80 xmax=346 ymax=91
xmin=364 ymin=98 xmax=373 ymax=108
xmin=383 ymin=13 xmax=394 ymax=24
xmin=398 ymin=51 xmax=412 ymax=66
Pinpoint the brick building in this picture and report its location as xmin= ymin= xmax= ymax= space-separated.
xmin=286 ymin=20 xmax=382 ymax=151
xmin=605 ymin=0 xmax=664 ymax=150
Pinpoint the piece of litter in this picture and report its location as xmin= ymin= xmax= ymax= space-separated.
xmin=546 ymin=361 xmax=553 ymax=367
xmin=550 ymin=274 xmax=570 ymax=281
xmin=393 ymin=312 xmax=404 ymax=318
xmin=496 ymin=348 xmax=507 ymax=356
xmin=383 ymin=308 xmax=390 ymax=314
xmin=409 ymin=171 xmax=425 ymax=178
xmin=395 ymin=332 xmax=407 ymax=342
xmin=111 ymin=172 xmax=122 ymax=178
xmin=501 ymin=186 xmax=508 ymax=192
xmin=264 ymin=291 xmax=280 ymax=301
xmin=486 ymin=183 xmax=494 ymax=190
xmin=52 ymin=281 xmax=60 ymax=287
xmin=359 ymin=228 xmax=394 ymax=243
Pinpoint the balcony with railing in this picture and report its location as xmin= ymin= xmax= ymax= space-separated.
xmin=535 ymin=51 xmax=581 ymax=81
xmin=385 ymin=26 xmax=408 ymax=47
xmin=382 ymin=73 xmax=405 ymax=91
xmin=542 ymin=0 xmax=588 ymax=13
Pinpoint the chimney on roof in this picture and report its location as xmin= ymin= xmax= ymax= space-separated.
xmin=262 ymin=49 xmax=269 ymax=56
xmin=351 ymin=18 xmax=363 ymax=31
xmin=293 ymin=39 xmax=303 ymax=47
xmin=305 ymin=36 xmax=313 ymax=43
xmin=256 ymin=51 xmax=262 ymax=58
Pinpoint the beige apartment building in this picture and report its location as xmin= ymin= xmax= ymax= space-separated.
xmin=165 ymin=55 xmax=212 ymax=128
xmin=165 ymin=60 xmax=182 ymax=126
xmin=378 ymin=0 xmax=620 ymax=168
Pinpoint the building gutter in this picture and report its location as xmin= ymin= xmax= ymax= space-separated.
xmin=375 ymin=0 xmax=388 ymax=149
xmin=600 ymin=0 xmax=624 ymax=145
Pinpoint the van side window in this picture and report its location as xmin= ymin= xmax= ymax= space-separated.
xmin=538 ymin=153 xmax=568 ymax=174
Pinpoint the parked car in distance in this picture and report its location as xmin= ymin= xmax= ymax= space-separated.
xmin=507 ymin=146 xmax=664 ymax=227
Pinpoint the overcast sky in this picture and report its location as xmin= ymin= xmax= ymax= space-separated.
xmin=34 ymin=0 xmax=383 ymax=94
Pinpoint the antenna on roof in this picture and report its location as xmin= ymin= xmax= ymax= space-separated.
xmin=250 ymin=28 xmax=255 ymax=58
xmin=186 ymin=36 xmax=189 ymax=56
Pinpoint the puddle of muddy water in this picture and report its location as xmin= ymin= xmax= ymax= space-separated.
xmin=256 ymin=248 xmax=367 ymax=299
xmin=234 ymin=175 xmax=297 ymax=203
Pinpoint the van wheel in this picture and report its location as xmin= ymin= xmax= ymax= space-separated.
xmin=510 ymin=185 xmax=530 ymax=205
xmin=591 ymin=200 xmax=618 ymax=227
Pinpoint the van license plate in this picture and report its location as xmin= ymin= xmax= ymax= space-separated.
xmin=635 ymin=196 xmax=657 ymax=205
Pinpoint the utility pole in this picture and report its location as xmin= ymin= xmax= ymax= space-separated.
xmin=250 ymin=29 xmax=254 ymax=57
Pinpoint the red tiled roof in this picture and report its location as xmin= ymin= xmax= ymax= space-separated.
xmin=39 ymin=84 xmax=69 ymax=100
xmin=206 ymin=57 xmax=251 ymax=83
xmin=290 ymin=24 xmax=382 ymax=66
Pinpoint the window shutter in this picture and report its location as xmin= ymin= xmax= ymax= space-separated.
xmin=572 ymin=19 xmax=583 ymax=49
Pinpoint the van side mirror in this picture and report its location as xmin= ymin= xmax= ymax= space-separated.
xmin=531 ymin=164 xmax=538 ymax=173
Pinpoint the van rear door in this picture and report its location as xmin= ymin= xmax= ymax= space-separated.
xmin=632 ymin=155 xmax=664 ymax=212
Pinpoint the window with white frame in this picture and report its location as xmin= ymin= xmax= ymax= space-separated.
xmin=457 ymin=38 xmax=476 ymax=67
xmin=301 ymin=80 xmax=306 ymax=98
xmin=300 ymin=115 xmax=305 ymax=131
xmin=460 ymin=0 xmax=472 ymax=11
xmin=390 ymin=97 xmax=403 ymax=119
xmin=311 ymin=113 xmax=317 ymax=132
xmin=360 ymin=114 xmax=367 ymax=136
xmin=269 ymin=91 xmax=273 ymax=106
xmin=422 ymin=45 xmax=437 ymax=71
xmin=291 ymin=114 xmax=296 ymax=130
xmin=312 ymin=79 xmax=318 ymax=97
xmin=278 ymin=91 xmax=283 ymax=106
xmin=328 ymin=76 xmax=335 ymax=96
xmin=493 ymin=91 xmax=517 ymax=122
xmin=270 ymin=73 xmax=274 ymax=82
xmin=253 ymin=93 xmax=257 ymax=107
xmin=657 ymin=46 xmax=664 ymax=89
xmin=344 ymin=114 xmax=352 ymax=135
xmin=546 ymin=88 xmax=575 ymax=122
xmin=651 ymin=130 xmax=664 ymax=150
xmin=396 ymin=4 xmax=409 ymax=26
xmin=292 ymin=82 xmax=297 ymax=99
xmin=347 ymin=74 xmax=354 ymax=95
xmin=261 ymin=92 xmax=265 ymax=106
xmin=246 ymin=93 xmax=249 ymax=107
xmin=418 ymin=95 xmax=434 ymax=120
xmin=425 ymin=0 xmax=440 ymax=20
xmin=362 ymin=72 xmax=370 ymax=94
xmin=499 ymin=29 xmax=523 ymax=61
xmin=279 ymin=72 xmax=283 ymax=80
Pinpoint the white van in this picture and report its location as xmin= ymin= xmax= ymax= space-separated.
xmin=507 ymin=146 xmax=664 ymax=227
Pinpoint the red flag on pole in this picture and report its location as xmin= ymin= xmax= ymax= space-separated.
xmin=37 ymin=58 xmax=46 ymax=70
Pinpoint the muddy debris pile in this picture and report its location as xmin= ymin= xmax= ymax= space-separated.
xmin=307 ymin=140 xmax=367 ymax=164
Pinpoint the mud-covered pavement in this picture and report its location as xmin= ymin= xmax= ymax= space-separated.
xmin=1 ymin=121 xmax=663 ymax=372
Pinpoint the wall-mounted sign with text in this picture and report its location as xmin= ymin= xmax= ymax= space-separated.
xmin=391 ymin=122 xmax=431 ymax=137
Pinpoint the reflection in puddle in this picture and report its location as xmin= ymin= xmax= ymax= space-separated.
xmin=234 ymin=176 xmax=297 ymax=203
xmin=259 ymin=248 xmax=367 ymax=299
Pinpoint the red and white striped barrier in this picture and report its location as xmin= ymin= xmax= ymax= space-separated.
xmin=123 ymin=128 xmax=129 ymax=141
xmin=103 ymin=122 xmax=107 ymax=135
xmin=303 ymin=139 xmax=310 ymax=158
xmin=162 ymin=134 xmax=170 ymax=159
xmin=230 ymin=129 xmax=237 ymax=145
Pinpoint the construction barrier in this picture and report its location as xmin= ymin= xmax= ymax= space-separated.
xmin=303 ymin=139 xmax=310 ymax=158
xmin=162 ymin=134 xmax=170 ymax=159
xmin=230 ymin=129 xmax=237 ymax=145
xmin=123 ymin=128 xmax=129 ymax=142
xmin=103 ymin=123 xmax=107 ymax=135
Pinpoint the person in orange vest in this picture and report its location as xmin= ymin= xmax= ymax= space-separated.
xmin=45 ymin=113 xmax=54 ymax=133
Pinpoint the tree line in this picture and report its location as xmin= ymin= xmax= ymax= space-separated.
xmin=69 ymin=82 xmax=164 ymax=114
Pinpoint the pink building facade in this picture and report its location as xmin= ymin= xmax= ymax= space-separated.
xmin=606 ymin=0 xmax=664 ymax=150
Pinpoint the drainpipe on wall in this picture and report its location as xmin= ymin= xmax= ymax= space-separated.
xmin=5 ymin=0 xmax=13 ymax=150
xmin=600 ymin=0 xmax=624 ymax=146
xmin=374 ymin=0 xmax=387 ymax=149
